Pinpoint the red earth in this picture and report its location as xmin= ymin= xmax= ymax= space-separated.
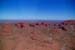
xmin=0 ymin=20 xmax=75 ymax=50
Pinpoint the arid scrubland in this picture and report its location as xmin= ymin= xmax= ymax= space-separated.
xmin=0 ymin=20 xmax=75 ymax=50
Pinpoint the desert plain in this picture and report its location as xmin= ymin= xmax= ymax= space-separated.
xmin=0 ymin=20 xmax=75 ymax=50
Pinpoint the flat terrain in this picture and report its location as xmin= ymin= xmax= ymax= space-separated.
xmin=0 ymin=20 xmax=75 ymax=50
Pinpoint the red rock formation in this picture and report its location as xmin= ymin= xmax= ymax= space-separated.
xmin=63 ymin=20 xmax=75 ymax=25
xmin=0 ymin=20 xmax=75 ymax=50
xmin=1 ymin=23 xmax=13 ymax=36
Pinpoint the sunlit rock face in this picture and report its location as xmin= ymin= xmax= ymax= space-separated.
xmin=0 ymin=20 xmax=75 ymax=50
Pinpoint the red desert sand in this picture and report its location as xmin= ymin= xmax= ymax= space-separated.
xmin=0 ymin=20 xmax=75 ymax=50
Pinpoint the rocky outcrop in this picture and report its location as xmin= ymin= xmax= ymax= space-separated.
xmin=0 ymin=20 xmax=75 ymax=50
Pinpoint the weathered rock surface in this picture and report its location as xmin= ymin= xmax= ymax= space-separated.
xmin=0 ymin=20 xmax=75 ymax=50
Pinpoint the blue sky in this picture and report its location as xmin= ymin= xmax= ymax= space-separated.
xmin=0 ymin=0 xmax=75 ymax=20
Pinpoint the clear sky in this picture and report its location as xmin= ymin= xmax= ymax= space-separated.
xmin=0 ymin=0 xmax=75 ymax=20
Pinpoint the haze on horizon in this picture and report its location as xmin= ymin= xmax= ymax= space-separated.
xmin=0 ymin=0 xmax=75 ymax=20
